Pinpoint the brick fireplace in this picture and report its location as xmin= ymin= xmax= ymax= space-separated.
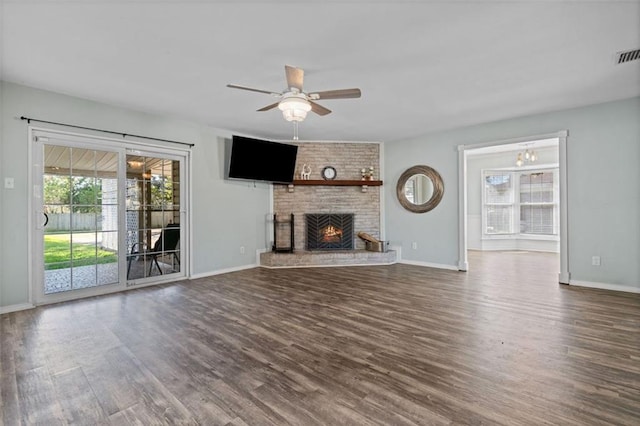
xmin=272 ymin=142 xmax=382 ymax=251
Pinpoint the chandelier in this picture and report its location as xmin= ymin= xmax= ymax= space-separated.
xmin=516 ymin=148 xmax=537 ymax=167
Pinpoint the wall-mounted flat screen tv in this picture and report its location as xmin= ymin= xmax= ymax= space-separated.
xmin=228 ymin=135 xmax=298 ymax=184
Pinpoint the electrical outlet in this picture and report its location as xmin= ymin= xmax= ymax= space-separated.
xmin=411 ymin=242 xmax=418 ymax=250
xmin=4 ymin=177 xmax=14 ymax=189
xmin=240 ymin=246 xmax=245 ymax=255
xmin=592 ymin=256 xmax=601 ymax=266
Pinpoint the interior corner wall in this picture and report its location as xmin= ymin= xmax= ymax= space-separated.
xmin=0 ymin=81 xmax=271 ymax=309
xmin=385 ymin=96 xmax=640 ymax=291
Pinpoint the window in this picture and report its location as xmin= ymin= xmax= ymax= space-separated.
xmin=483 ymin=172 xmax=515 ymax=234
xmin=482 ymin=168 xmax=559 ymax=238
xmin=519 ymin=171 xmax=556 ymax=235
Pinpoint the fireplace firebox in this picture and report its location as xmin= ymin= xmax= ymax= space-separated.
xmin=306 ymin=213 xmax=354 ymax=250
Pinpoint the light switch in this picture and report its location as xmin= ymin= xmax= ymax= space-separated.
xmin=4 ymin=177 xmax=15 ymax=189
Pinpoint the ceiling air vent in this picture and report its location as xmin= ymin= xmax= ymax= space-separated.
xmin=616 ymin=48 xmax=640 ymax=64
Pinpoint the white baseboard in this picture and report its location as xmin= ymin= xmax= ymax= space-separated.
xmin=398 ymin=259 xmax=460 ymax=271
xmin=260 ymin=261 xmax=397 ymax=270
xmin=393 ymin=245 xmax=459 ymax=271
xmin=569 ymin=279 xmax=640 ymax=294
xmin=0 ymin=303 xmax=35 ymax=315
xmin=190 ymin=264 xmax=258 ymax=280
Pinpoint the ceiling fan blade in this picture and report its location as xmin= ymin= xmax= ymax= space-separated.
xmin=309 ymin=88 xmax=361 ymax=100
xmin=285 ymin=65 xmax=304 ymax=92
xmin=309 ymin=101 xmax=332 ymax=116
xmin=257 ymin=102 xmax=280 ymax=112
xmin=227 ymin=84 xmax=281 ymax=96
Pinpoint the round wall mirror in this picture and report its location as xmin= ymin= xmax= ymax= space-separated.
xmin=396 ymin=165 xmax=444 ymax=213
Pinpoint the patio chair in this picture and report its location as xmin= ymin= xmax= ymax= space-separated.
xmin=127 ymin=224 xmax=180 ymax=278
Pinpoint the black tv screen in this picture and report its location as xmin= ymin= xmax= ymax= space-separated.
xmin=228 ymin=136 xmax=298 ymax=184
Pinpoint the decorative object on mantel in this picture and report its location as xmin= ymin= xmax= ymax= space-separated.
xmin=321 ymin=166 xmax=337 ymax=180
xmin=361 ymin=166 xmax=375 ymax=181
xmin=300 ymin=164 xmax=312 ymax=180
xmin=358 ymin=232 xmax=389 ymax=252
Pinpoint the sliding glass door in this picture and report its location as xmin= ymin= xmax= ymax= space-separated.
xmin=125 ymin=152 xmax=183 ymax=281
xmin=32 ymin=130 xmax=188 ymax=304
xmin=41 ymin=144 xmax=121 ymax=294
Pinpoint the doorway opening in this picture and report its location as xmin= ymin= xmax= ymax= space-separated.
xmin=457 ymin=132 xmax=569 ymax=284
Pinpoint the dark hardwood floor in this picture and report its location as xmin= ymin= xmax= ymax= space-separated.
xmin=2 ymin=251 xmax=639 ymax=425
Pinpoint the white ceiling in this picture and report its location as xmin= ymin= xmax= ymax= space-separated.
xmin=2 ymin=1 xmax=639 ymax=143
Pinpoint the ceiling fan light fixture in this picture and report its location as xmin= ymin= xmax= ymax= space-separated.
xmin=278 ymin=96 xmax=311 ymax=122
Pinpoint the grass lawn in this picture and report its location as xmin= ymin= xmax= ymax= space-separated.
xmin=45 ymin=233 xmax=117 ymax=270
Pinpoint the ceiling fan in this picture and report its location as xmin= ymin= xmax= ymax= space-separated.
xmin=227 ymin=65 xmax=361 ymax=123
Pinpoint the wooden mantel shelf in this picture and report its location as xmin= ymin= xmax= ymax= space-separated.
xmin=277 ymin=179 xmax=382 ymax=193
xmin=287 ymin=179 xmax=383 ymax=186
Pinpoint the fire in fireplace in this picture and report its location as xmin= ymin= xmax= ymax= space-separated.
xmin=306 ymin=213 xmax=354 ymax=250
xmin=321 ymin=225 xmax=342 ymax=243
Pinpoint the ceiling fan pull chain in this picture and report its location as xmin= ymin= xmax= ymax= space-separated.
xmin=293 ymin=121 xmax=299 ymax=141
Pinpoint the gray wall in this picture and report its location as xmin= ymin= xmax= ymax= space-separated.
xmin=0 ymin=81 xmax=271 ymax=308
xmin=385 ymin=97 xmax=640 ymax=291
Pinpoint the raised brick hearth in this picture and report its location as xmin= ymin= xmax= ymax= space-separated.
xmin=260 ymin=249 xmax=397 ymax=268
